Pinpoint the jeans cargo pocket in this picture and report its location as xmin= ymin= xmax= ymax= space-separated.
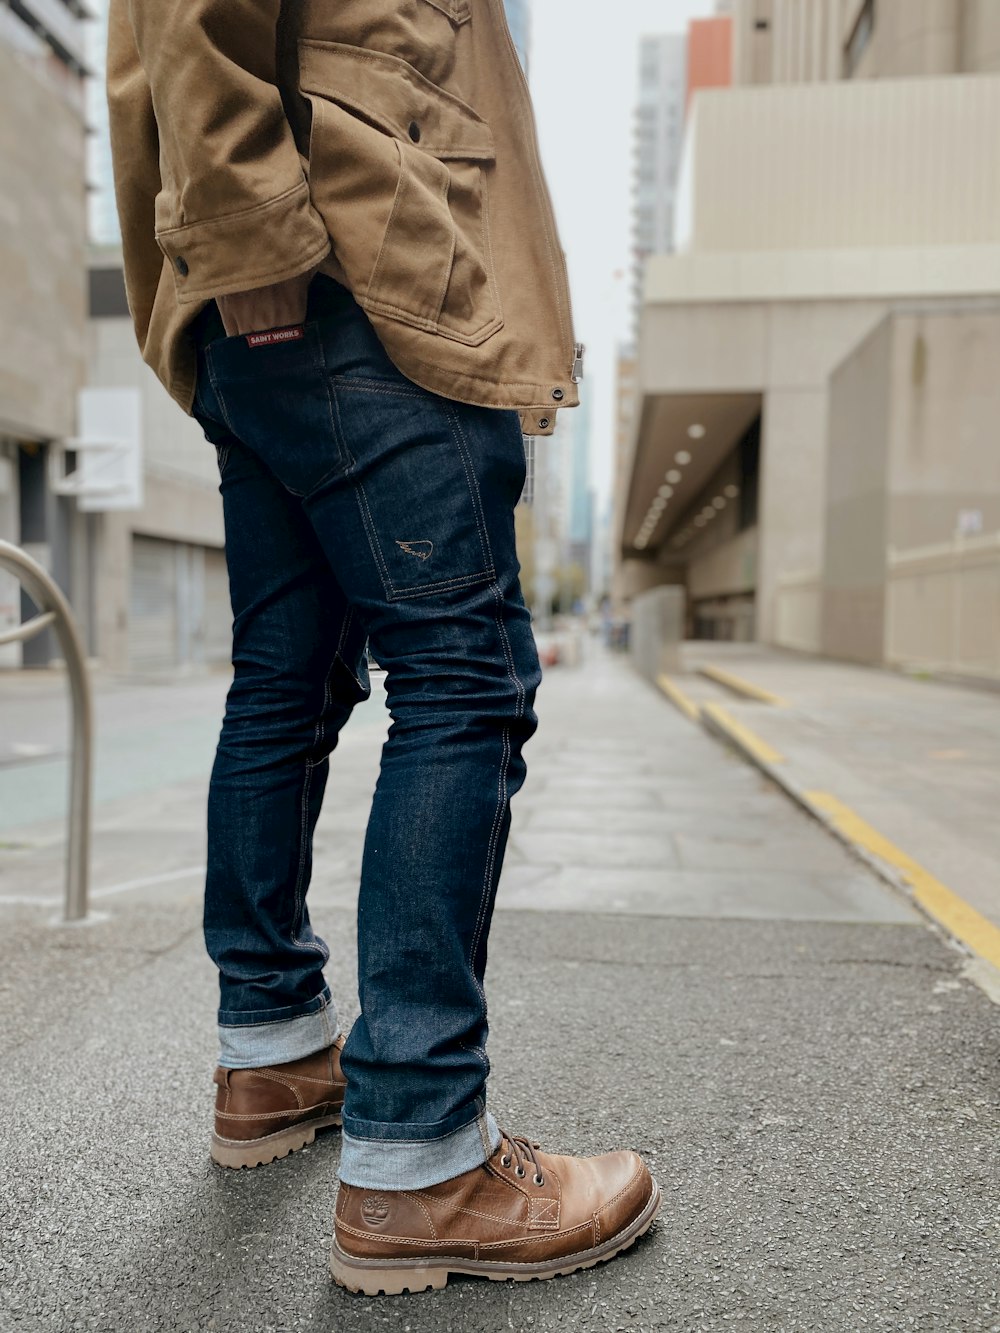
xmin=329 ymin=375 xmax=496 ymax=602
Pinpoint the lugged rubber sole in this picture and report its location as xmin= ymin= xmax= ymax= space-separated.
xmin=210 ymin=1111 xmax=342 ymax=1169
xmin=330 ymin=1179 xmax=661 ymax=1295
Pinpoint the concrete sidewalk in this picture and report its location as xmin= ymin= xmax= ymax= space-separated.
xmin=2 ymin=646 xmax=998 ymax=1331
xmin=665 ymin=643 xmax=1000 ymax=966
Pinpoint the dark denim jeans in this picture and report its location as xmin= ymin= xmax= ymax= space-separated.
xmin=191 ymin=277 xmax=540 ymax=1188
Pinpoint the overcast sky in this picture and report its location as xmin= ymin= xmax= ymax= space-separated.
xmin=528 ymin=0 xmax=716 ymax=512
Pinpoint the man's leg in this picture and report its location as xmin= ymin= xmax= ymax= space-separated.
xmin=324 ymin=437 xmax=539 ymax=1188
xmin=205 ymin=437 xmax=370 ymax=1065
xmin=202 ymin=277 xmax=658 ymax=1280
xmin=193 ymin=353 xmax=369 ymax=1165
xmin=200 ymin=281 xmax=535 ymax=1178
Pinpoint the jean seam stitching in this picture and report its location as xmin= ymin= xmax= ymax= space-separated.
xmin=291 ymin=648 xmax=341 ymax=956
xmin=333 ymin=378 xmax=424 ymax=398
xmin=322 ymin=340 xmax=357 ymax=472
xmin=219 ymin=992 xmax=331 ymax=1025
xmin=467 ymin=579 xmax=527 ymax=1023
xmin=293 ymin=333 xmax=356 ymax=499
xmin=382 ymin=568 xmax=496 ymax=602
xmin=463 ymin=576 xmax=524 ymax=1069
xmin=354 ymin=480 xmax=397 ymax=596
xmin=341 ymin=1114 xmax=487 ymax=1145
xmin=206 ymin=345 xmax=238 ymax=438
xmin=448 ymin=403 xmax=494 ymax=573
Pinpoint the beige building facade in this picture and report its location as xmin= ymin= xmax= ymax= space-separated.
xmin=86 ymin=257 xmax=228 ymax=675
xmin=732 ymin=0 xmax=1000 ymax=86
xmin=619 ymin=0 xmax=1000 ymax=679
xmin=0 ymin=3 xmax=88 ymax=667
xmin=0 ymin=1 xmax=229 ymax=676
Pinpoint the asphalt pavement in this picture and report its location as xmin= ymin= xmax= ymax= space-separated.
xmin=1 ymin=645 xmax=998 ymax=1332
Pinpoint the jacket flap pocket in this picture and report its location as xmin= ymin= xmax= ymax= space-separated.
xmin=299 ymin=40 xmax=494 ymax=161
xmin=419 ymin=0 xmax=471 ymax=23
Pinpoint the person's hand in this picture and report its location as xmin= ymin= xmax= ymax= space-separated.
xmin=216 ymin=265 xmax=320 ymax=336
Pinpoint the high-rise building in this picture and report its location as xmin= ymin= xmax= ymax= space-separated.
xmin=620 ymin=0 xmax=1000 ymax=677
xmin=86 ymin=0 xmax=119 ymax=246
xmin=503 ymin=0 xmax=531 ymax=75
xmin=631 ymin=34 xmax=687 ymax=325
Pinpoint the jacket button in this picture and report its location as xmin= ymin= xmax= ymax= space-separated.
xmin=538 ymin=417 xmax=550 ymax=430
xmin=408 ymin=121 xmax=421 ymax=142
xmin=174 ymin=255 xmax=189 ymax=277
xmin=551 ymin=387 xmax=564 ymax=401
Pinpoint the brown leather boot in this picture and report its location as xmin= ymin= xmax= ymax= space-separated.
xmin=331 ymin=1129 xmax=660 ymax=1294
xmin=210 ymin=1035 xmax=346 ymax=1169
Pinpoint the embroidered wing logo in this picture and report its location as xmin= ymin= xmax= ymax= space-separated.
xmin=396 ymin=540 xmax=434 ymax=561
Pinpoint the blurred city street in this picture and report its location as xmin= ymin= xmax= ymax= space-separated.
xmin=2 ymin=642 xmax=998 ymax=1331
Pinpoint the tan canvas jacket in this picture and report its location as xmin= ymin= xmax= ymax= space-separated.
xmin=107 ymin=0 xmax=581 ymax=436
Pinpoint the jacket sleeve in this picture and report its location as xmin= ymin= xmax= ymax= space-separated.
xmin=124 ymin=0 xmax=331 ymax=303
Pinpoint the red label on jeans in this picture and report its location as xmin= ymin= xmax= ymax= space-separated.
xmin=245 ymin=325 xmax=305 ymax=348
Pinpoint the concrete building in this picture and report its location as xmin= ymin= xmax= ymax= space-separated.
xmin=566 ymin=390 xmax=594 ymax=578
xmin=0 ymin=0 xmax=229 ymax=675
xmin=686 ymin=14 xmax=733 ymax=110
xmin=616 ymin=14 xmax=731 ymax=614
xmin=632 ymin=34 xmax=688 ymax=323
xmin=519 ymin=386 xmax=595 ymax=616
xmin=619 ymin=0 xmax=1000 ymax=680
xmin=86 ymin=256 xmax=228 ymax=674
xmin=85 ymin=0 xmax=119 ymax=246
xmin=611 ymin=346 xmax=638 ymax=614
xmin=0 ymin=0 xmax=89 ymax=666
xmin=732 ymin=0 xmax=1000 ymax=86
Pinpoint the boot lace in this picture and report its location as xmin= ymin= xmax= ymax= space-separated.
xmin=496 ymin=1128 xmax=545 ymax=1187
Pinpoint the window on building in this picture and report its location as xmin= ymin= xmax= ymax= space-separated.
xmin=7 ymin=0 xmax=87 ymax=74
xmin=844 ymin=0 xmax=875 ymax=78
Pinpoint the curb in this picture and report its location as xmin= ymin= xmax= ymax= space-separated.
xmin=696 ymin=663 xmax=788 ymax=708
xmin=699 ymin=702 xmax=1000 ymax=993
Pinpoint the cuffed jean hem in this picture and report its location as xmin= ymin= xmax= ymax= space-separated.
xmin=338 ymin=1109 xmax=502 ymax=1190
xmin=217 ymin=994 xmax=340 ymax=1069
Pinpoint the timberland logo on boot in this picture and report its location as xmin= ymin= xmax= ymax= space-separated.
xmin=395 ymin=540 xmax=433 ymax=561
xmin=361 ymin=1194 xmax=392 ymax=1227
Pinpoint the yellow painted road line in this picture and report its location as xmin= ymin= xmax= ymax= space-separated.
xmin=697 ymin=664 xmax=788 ymax=708
xmin=702 ymin=701 xmax=785 ymax=766
xmin=656 ymin=674 xmax=701 ymax=722
xmin=806 ymin=791 xmax=1000 ymax=971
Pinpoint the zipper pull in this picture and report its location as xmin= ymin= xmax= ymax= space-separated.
xmin=571 ymin=342 xmax=585 ymax=383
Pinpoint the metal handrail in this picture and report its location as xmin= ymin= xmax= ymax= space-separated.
xmin=0 ymin=540 xmax=93 ymax=922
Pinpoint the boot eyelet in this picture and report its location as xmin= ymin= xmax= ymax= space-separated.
xmin=533 ymin=1174 xmax=544 ymax=1187
xmin=515 ymin=1166 xmax=526 ymax=1178
xmin=500 ymin=1155 xmax=511 ymax=1168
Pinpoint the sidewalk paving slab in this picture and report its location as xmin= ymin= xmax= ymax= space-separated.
xmin=1 ymin=645 xmax=998 ymax=1331
xmin=679 ymin=643 xmax=1000 ymax=932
